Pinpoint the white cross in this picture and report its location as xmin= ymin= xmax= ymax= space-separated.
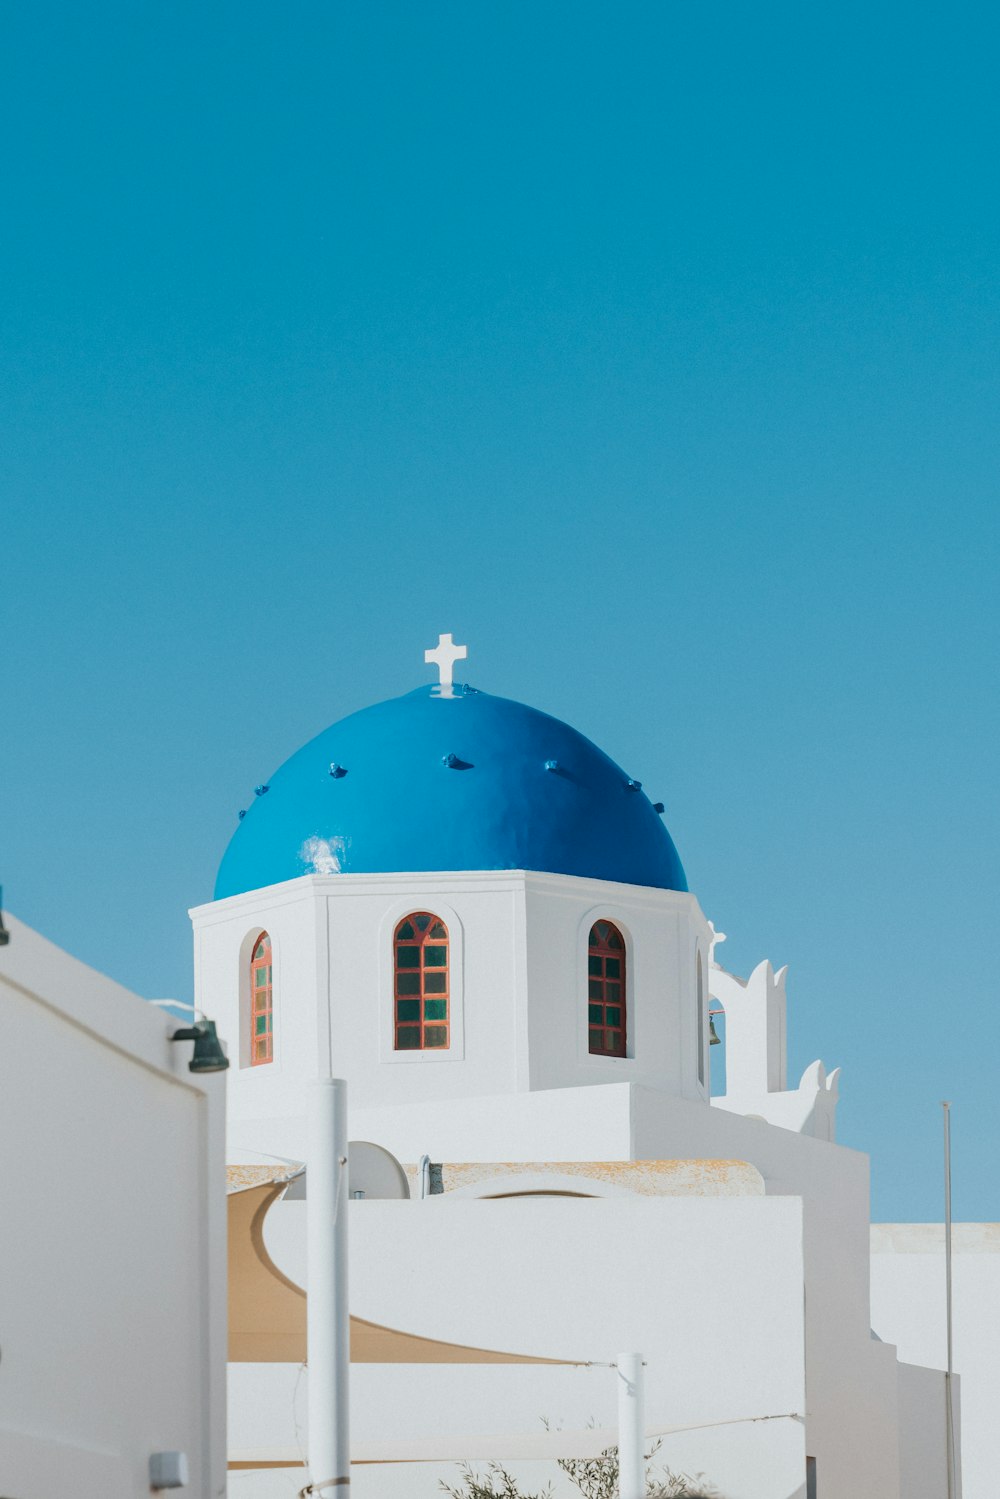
xmin=424 ymin=632 xmax=468 ymax=693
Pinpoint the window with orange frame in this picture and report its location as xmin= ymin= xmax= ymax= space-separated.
xmin=250 ymin=931 xmax=273 ymax=1065
xmin=394 ymin=913 xmax=449 ymax=1050
xmin=588 ymin=920 xmax=626 ymax=1057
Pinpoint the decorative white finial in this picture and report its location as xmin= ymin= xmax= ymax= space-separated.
xmin=708 ymin=922 xmax=728 ymax=965
xmin=424 ymin=632 xmax=468 ymax=694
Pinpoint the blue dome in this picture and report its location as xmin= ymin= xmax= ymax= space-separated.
xmin=215 ymin=686 xmax=687 ymax=900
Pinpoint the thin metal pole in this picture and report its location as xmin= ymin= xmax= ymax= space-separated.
xmin=942 ymin=1100 xmax=955 ymax=1499
xmin=617 ymin=1353 xmax=645 ymax=1499
xmin=307 ymin=1079 xmax=351 ymax=1495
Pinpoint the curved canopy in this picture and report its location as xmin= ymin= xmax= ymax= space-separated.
xmin=227 ymin=1179 xmax=570 ymax=1366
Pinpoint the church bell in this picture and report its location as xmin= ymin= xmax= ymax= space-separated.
xmin=709 ymin=1012 xmax=722 ymax=1045
xmin=169 ymin=1019 xmax=230 ymax=1073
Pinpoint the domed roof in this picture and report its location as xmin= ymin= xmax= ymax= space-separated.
xmin=214 ymin=685 xmax=687 ymax=900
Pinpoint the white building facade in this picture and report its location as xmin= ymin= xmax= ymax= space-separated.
xmin=0 ymin=917 xmax=228 ymax=1499
xmin=198 ymin=643 xmax=981 ymax=1499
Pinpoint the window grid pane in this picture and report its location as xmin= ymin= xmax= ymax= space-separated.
xmin=587 ymin=922 xmax=627 ymax=1058
xmin=250 ymin=931 xmax=274 ymax=1067
xmin=393 ymin=912 xmax=450 ymax=1051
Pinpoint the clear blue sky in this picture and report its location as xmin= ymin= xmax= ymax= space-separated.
xmin=2 ymin=3 xmax=998 ymax=1221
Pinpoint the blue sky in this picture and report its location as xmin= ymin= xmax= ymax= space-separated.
xmin=2 ymin=2 xmax=998 ymax=1220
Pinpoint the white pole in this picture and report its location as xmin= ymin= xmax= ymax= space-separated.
xmin=942 ymin=1101 xmax=956 ymax=1499
xmin=308 ymin=1079 xmax=350 ymax=1496
xmin=617 ymin=1353 xmax=645 ymax=1499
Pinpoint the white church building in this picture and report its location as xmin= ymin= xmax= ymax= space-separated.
xmin=199 ymin=636 xmax=993 ymax=1499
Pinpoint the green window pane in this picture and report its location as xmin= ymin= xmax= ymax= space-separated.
xmin=429 ymin=922 xmax=447 ymax=938
xmin=396 ymin=999 xmax=420 ymax=1023
xmin=254 ymin=943 xmax=265 ymax=960
xmin=606 ymin=1006 xmax=621 ymax=1028
xmin=588 ymin=1027 xmax=603 ymax=1053
xmin=423 ymin=945 xmax=447 ymax=968
xmin=397 ymin=921 xmax=415 ymax=940
xmin=424 ymin=971 xmax=447 ymax=994
xmin=395 ymin=971 xmax=420 ymax=996
xmin=604 ymin=958 xmax=621 ymax=980
xmin=255 ymin=1014 xmax=267 ymax=1035
xmin=423 ymin=998 xmax=447 ymax=1021
xmin=423 ymin=1025 xmax=448 ymax=1049
xmin=595 ymin=921 xmax=609 ymax=940
xmin=605 ymin=982 xmax=621 ymax=1003
xmin=606 ymin=1030 xmax=621 ymax=1054
xmin=589 ymin=1003 xmax=603 ymax=1025
xmin=607 ymin=929 xmax=623 ymax=950
xmin=588 ymin=955 xmax=602 ymax=977
xmin=396 ymin=946 xmax=420 ymax=968
xmin=414 ymin=914 xmax=431 ymax=931
xmin=588 ymin=978 xmax=602 ymax=1000
xmin=396 ymin=1026 xmax=421 ymax=1049
xmin=267 ymin=965 xmax=272 ymax=981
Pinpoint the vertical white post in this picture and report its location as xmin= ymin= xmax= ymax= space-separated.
xmin=617 ymin=1353 xmax=645 ymax=1499
xmin=308 ymin=1079 xmax=350 ymax=1495
xmin=942 ymin=1101 xmax=956 ymax=1499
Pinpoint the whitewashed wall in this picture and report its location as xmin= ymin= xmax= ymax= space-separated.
xmin=872 ymin=1223 xmax=1000 ymax=1499
xmin=521 ymin=875 xmax=710 ymax=1099
xmin=231 ymin=1195 xmax=807 ymax=1499
xmin=226 ymin=1079 xmax=950 ymax=1499
xmin=193 ymin=870 xmax=710 ymax=1159
xmin=0 ymin=916 xmax=227 ymax=1499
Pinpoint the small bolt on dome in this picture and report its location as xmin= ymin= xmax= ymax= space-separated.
xmin=442 ymin=752 xmax=461 ymax=768
xmin=544 ymin=759 xmax=559 ymax=772
xmin=254 ymin=784 xmax=270 ymax=797
xmin=625 ymin=778 xmax=642 ymax=792
xmin=653 ymin=802 xmax=665 ymax=814
xmin=238 ymin=809 xmax=246 ymax=821
xmin=329 ymin=763 xmax=348 ymax=778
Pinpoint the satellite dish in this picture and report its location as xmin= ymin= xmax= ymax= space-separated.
xmin=348 ymin=1140 xmax=411 ymax=1200
xmin=279 ymin=1140 xmax=411 ymax=1201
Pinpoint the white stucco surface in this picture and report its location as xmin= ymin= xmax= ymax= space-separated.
xmin=227 ymin=1083 xmax=950 ymax=1498
xmin=0 ymin=916 xmax=228 ymax=1499
xmin=191 ymin=869 xmax=712 ymax=1160
xmin=232 ymin=1195 xmax=806 ymax=1499
xmin=193 ymin=861 xmax=968 ymax=1499
xmin=871 ymin=1223 xmax=1000 ymax=1499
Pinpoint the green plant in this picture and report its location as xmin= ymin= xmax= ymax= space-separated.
xmin=558 ymin=1441 xmax=718 ymax=1499
xmin=441 ymin=1442 xmax=720 ymax=1499
xmin=441 ymin=1462 xmax=552 ymax=1499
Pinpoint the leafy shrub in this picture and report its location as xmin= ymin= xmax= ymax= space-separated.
xmin=442 ymin=1442 xmax=720 ymax=1499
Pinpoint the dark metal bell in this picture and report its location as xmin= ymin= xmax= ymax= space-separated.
xmin=171 ymin=1019 xmax=230 ymax=1073
xmin=190 ymin=1020 xmax=230 ymax=1072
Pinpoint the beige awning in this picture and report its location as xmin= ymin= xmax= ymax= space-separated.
xmin=228 ymin=1179 xmax=570 ymax=1366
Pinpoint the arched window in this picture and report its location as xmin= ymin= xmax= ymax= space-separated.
xmin=394 ymin=913 xmax=449 ymax=1051
xmin=588 ymin=920 xmax=626 ymax=1057
xmin=250 ymin=931 xmax=273 ymax=1066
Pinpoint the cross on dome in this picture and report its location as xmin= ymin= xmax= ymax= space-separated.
xmin=424 ymin=632 xmax=468 ymax=693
